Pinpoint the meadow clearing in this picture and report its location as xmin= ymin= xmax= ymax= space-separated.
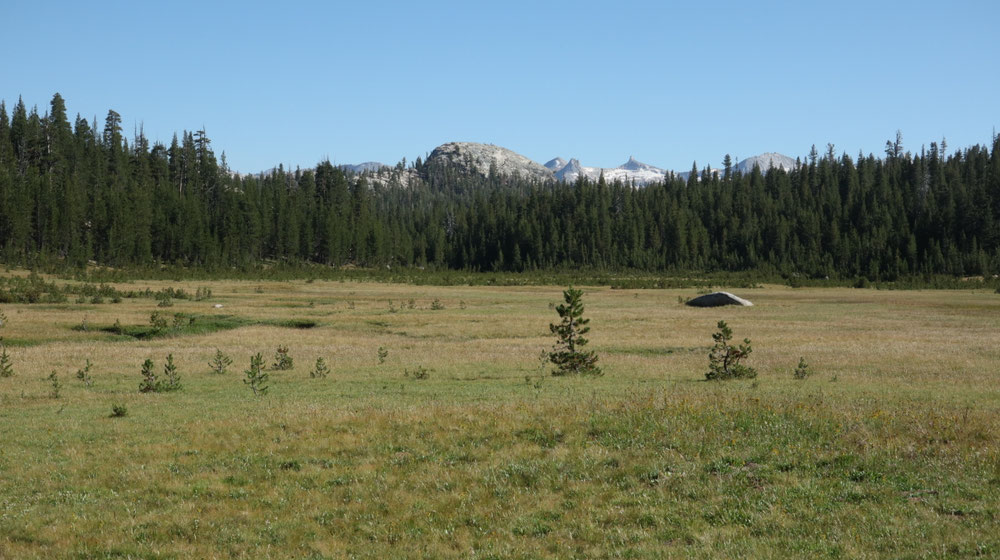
xmin=1 ymin=276 xmax=999 ymax=558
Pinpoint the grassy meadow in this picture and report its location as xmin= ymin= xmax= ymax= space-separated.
xmin=1 ymin=275 xmax=999 ymax=558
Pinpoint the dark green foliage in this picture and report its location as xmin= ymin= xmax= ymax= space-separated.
xmin=75 ymin=359 xmax=93 ymax=386
xmin=793 ymin=357 xmax=811 ymax=380
xmin=138 ymin=355 xmax=181 ymax=392
xmin=161 ymin=354 xmax=181 ymax=391
xmin=309 ymin=357 xmax=329 ymax=378
xmin=244 ymin=353 xmax=268 ymax=396
xmin=110 ymin=404 xmax=128 ymax=418
xmin=404 ymin=366 xmax=430 ymax=380
xmin=377 ymin=346 xmax=388 ymax=364
xmin=706 ymin=321 xmax=756 ymax=380
xmin=2 ymin=93 xmax=1000 ymax=283
xmin=149 ymin=311 xmax=168 ymax=331
xmin=209 ymin=349 xmax=233 ymax=374
xmin=139 ymin=359 xmax=157 ymax=392
xmin=47 ymin=370 xmax=61 ymax=398
xmin=0 ymin=346 xmax=13 ymax=377
xmin=272 ymin=346 xmax=293 ymax=370
xmin=548 ymin=287 xmax=601 ymax=376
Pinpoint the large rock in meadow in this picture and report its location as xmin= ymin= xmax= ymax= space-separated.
xmin=685 ymin=291 xmax=754 ymax=307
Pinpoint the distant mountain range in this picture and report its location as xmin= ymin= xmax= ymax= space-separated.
xmin=340 ymin=142 xmax=799 ymax=186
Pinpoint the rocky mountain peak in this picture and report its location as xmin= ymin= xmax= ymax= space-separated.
xmin=427 ymin=142 xmax=554 ymax=182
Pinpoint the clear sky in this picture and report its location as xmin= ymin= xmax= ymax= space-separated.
xmin=4 ymin=0 xmax=998 ymax=173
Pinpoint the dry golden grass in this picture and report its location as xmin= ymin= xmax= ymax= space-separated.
xmin=0 ymin=277 xmax=998 ymax=558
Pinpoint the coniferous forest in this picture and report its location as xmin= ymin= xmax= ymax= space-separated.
xmin=1 ymin=93 xmax=999 ymax=280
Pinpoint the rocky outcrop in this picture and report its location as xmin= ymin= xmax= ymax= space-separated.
xmin=736 ymin=152 xmax=797 ymax=174
xmin=685 ymin=292 xmax=754 ymax=307
xmin=427 ymin=142 xmax=555 ymax=181
xmin=428 ymin=142 xmax=554 ymax=182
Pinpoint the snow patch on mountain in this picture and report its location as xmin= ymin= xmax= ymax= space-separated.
xmin=549 ymin=156 xmax=668 ymax=186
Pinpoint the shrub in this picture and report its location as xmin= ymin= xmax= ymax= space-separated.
xmin=377 ymin=346 xmax=388 ymax=365
xmin=171 ymin=313 xmax=194 ymax=329
xmin=705 ymin=320 xmax=757 ymax=380
xmin=430 ymin=298 xmax=445 ymax=310
xmin=149 ymin=311 xmax=168 ymax=331
xmin=139 ymin=358 xmax=158 ymax=392
xmin=244 ymin=353 xmax=269 ymax=396
xmin=0 ymin=346 xmax=14 ymax=378
xmin=404 ymin=366 xmax=430 ymax=380
xmin=75 ymin=359 xmax=93 ymax=386
xmin=161 ymin=354 xmax=181 ymax=391
xmin=310 ymin=357 xmax=330 ymax=378
xmin=548 ymin=286 xmax=601 ymax=376
xmin=110 ymin=404 xmax=128 ymax=418
xmin=209 ymin=349 xmax=233 ymax=374
xmin=48 ymin=370 xmax=61 ymax=399
xmin=272 ymin=346 xmax=293 ymax=370
xmin=793 ymin=357 xmax=811 ymax=380
xmin=139 ymin=355 xmax=181 ymax=392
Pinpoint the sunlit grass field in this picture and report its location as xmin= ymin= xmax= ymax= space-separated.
xmin=1 ymin=277 xmax=999 ymax=558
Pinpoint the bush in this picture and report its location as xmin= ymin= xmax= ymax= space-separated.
xmin=272 ymin=346 xmax=293 ymax=370
xmin=793 ymin=357 xmax=811 ymax=380
xmin=149 ymin=311 xmax=168 ymax=331
xmin=0 ymin=346 xmax=13 ymax=378
xmin=310 ymin=357 xmax=330 ymax=378
xmin=75 ymin=359 xmax=93 ymax=386
xmin=161 ymin=354 xmax=181 ymax=391
xmin=139 ymin=355 xmax=181 ymax=392
xmin=47 ymin=370 xmax=61 ymax=399
xmin=209 ymin=349 xmax=233 ymax=374
xmin=377 ymin=346 xmax=388 ymax=365
xmin=705 ymin=320 xmax=757 ymax=380
xmin=548 ymin=286 xmax=601 ymax=376
xmin=244 ymin=353 xmax=269 ymax=396
xmin=110 ymin=404 xmax=128 ymax=418
xmin=404 ymin=366 xmax=430 ymax=380
xmin=139 ymin=358 xmax=158 ymax=392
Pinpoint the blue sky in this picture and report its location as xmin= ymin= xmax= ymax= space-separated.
xmin=4 ymin=0 xmax=998 ymax=172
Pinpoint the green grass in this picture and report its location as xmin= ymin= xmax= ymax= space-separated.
xmin=0 ymin=276 xmax=998 ymax=558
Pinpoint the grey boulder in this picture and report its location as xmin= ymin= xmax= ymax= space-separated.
xmin=685 ymin=292 xmax=754 ymax=307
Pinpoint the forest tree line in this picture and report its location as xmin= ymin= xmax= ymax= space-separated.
xmin=1 ymin=93 xmax=999 ymax=280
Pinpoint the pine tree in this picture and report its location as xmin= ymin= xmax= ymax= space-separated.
xmin=548 ymin=286 xmax=601 ymax=376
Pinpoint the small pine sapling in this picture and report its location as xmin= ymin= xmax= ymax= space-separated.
xmin=0 ymin=346 xmax=13 ymax=378
xmin=139 ymin=358 xmax=158 ymax=392
xmin=272 ymin=346 xmax=293 ymax=370
xmin=48 ymin=370 xmax=62 ymax=399
xmin=705 ymin=320 xmax=757 ymax=380
xmin=161 ymin=354 xmax=181 ymax=391
xmin=310 ymin=357 xmax=330 ymax=378
xmin=377 ymin=346 xmax=388 ymax=365
xmin=793 ymin=357 xmax=811 ymax=380
xmin=548 ymin=286 xmax=601 ymax=376
xmin=209 ymin=349 xmax=233 ymax=374
xmin=75 ymin=359 xmax=93 ymax=386
xmin=149 ymin=311 xmax=168 ymax=331
xmin=244 ymin=353 xmax=269 ymax=396
xmin=110 ymin=404 xmax=128 ymax=418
